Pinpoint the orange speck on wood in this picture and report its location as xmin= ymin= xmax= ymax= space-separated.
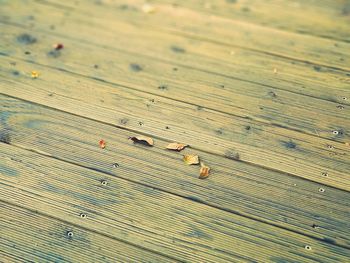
xmin=99 ymin=139 xmax=106 ymax=149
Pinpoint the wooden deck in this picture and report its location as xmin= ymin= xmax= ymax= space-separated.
xmin=1 ymin=0 xmax=350 ymax=262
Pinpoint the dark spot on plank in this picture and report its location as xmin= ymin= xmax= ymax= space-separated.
xmin=47 ymin=50 xmax=61 ymax=58
xmin=219 ymin=84 xmax=225 ymax=88
xmin=313 ymin=66 xmax=322 ymax=72
xmin=158 ymin=85 xmax=168 ymax=90
xmin=1 ymin=165 xmax=18 ymax=177
xmin=48 ymin=93 xmax=54 ymax=97
xmin=27 ymin=15 xmax=35 ymax=20
xmin=94 ymin=64 xmax=99 ymax=69
xmin=10 ymin=62 xmax=16 ymax=66
xmin=0 ymin=132 xmax=11 ymax=144
xmin=165 ymin=126 xmax=170 ymax=129
xmin=12 ymin=70 xmax=20 ymax=76
xmin=173 ymin=67 xmax=178 ymax=71
xmin=341 ymin=3 xmax=350 ymax=15
xmin=323 ymin=237 xmax=337 ymax=245
xmin=120 ymin=118 xmax=129 ymax=125
xmin=171 ymin=45 xmax=186 ymax=53
xmin=17 ymin=33 xmax=37 ymax=44
xmin=129 ymin=63 xmax=142 ymax=72
xmin=197 ymin=105 xmax=203 ymax=110
xmin=268 ymin=91 xmax=277 ymax=98
xmin=241 ymin=7 xmax=250 ymax=12
xmin=186 ymin=225 xmax=212 ymax=240
xmin=50 ymin=25 xmax=55 ymax=30
xmin=215 ymin=128 xmax=223 ymax=135
xmin=24 ymin=51 xmax=31 ymax=55
xmin=226 ymin=0 xmax=237 ymax=3
xmin=186 ymin=195 xmax=203 ymax=203
xmin=225 ymin=150 xmax=240 ymax=160
xmin=118 ymin=4 xmax=129 ymax=10
xmin=282 ymin=140 xmax=297 ymax=149
xmin=270 ymin=257 xmax=292 ymax=263
xmin=245 ymin=125 xmax=251 ymax=131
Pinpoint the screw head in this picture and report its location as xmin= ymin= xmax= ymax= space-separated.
xmin=304 ymin=245 xmax=312 ymax=250
xmin=100 ymin=180 xmax=108 ymax=186
xmin=66 ymin=231 xmax=74 ymax=238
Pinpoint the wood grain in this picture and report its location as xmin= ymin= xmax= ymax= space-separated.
xmin=0 ymin=202 xmax=174 ymax=263
xmin=149 ymin=0 xmax=350 ymax=42
xmin=1 ymin=22 xmax=349 ymax=141
xmin=1 ymin=0 xmax=349 ymax=103
xmin=1 ymin=95 xmax=350 ymax=248
xmin=1 ymin=57 xmax=349 ymax=191
xmin=36 ymin=0 xmax=350 ymax=70
xmin=1 ymin=143 xmax=350 ymax=262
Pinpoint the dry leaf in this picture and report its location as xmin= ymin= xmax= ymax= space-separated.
xmin=183 ymin=154 xmax=199 ymax=165
xmin=199 ymin=162 xmax=210 ymax=179
xmin=31 ymin=71 xmax=39 ymax=78
xmin=166 ymin=142 xmax=188 ymax=151
xmin=129 ymin=136 xmax=154 ymax=146
xmin=99 ymin=139 xmax=106 ymax=149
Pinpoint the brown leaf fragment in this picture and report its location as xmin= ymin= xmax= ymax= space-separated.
xmin=183 ymin=154 xmax=199 ymax=165
xmin=166 ymin=142 xmax=188 ymax=151
xmin=199 ymin=162 xmax=210 ymax=179
xmin=129 ymin=136 xmax=154 ymax=146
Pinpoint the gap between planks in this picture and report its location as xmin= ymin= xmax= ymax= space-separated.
xmin=1 ymin=56 xmax=349 ymax=191
xmin=1 ymin=94 xmax=350 ymax=249
xmin=1 ymin=143 xmax=350 ymax=262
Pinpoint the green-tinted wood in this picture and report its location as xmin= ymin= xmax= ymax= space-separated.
xmin=0 ymin=202 xmax=175 ymax=263
xmin=35 ymin=0 xmax=350 ymax=70
xmin=1 ymin=144 xmax=350 ymax=262
xmin=1 ymin=58 xmax=349 ymax=191
xmin=150 ymin=0 xmax=350 ymax=42
xmin=1 ymin=95 xmax=350 ymax=248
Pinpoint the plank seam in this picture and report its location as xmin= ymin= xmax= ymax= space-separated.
xmin=2 ymin=141 xmax=350 ymax=250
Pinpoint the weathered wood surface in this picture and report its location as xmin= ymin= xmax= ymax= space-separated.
xmin=37 ymin=0 xmax=350 ymax=70
xmin=1 ymin=56 xmax=349 ymax=191
xmin=1 ymin=144 xmax=350 ymax=262
xmin=0 ymin=202 xmax=173 ymax=262
xmin=1 ymin=95 xmax=349 ymax=248
xmin=0 ymin=0 xmax=350 ymax=262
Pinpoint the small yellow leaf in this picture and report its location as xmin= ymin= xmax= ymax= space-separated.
xmin=129 ymin=136 xmax=154 ymax=146
xmin=31 ymin=71 xmax=39 ymax=78
xmin=199 ymin=163 xmax=210 ymax=179
xmin=183 ymin=154 xmax=199 ymax=165
xmin=166 ymin=143 xmax=188 ymax=151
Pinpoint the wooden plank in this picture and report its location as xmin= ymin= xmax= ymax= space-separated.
xmin=1 ymin=0 xmax=349 ymax=104
xmin=34 ymin=0 xmax=350 ymax=70
xmin=149 ymin=0 xmax=350 ymax=42
xmin=1 ymin=144 xmax=350 ymax=263
xmin=0 ymin=202 xmax=174 ymax=263
xmin=1 ymin=57 xmax=349 ymax=191
xmin=1 ymin=95 xmax=350 ymax=248
xmin=1 ymin=26 xmax=350 ymax=147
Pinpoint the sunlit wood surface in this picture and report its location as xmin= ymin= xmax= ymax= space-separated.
xmin=0 ymin=0 xmax=350 ymax=262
